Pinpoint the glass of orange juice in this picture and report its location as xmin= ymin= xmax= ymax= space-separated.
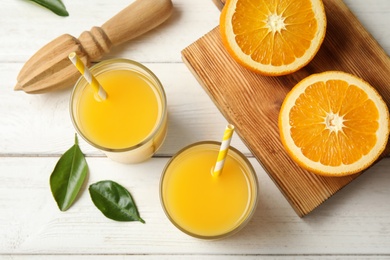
xmin=70 ymin=59 xmax=167 ymax=164
xmin=160 ymin=141 xmax=259 ymax=239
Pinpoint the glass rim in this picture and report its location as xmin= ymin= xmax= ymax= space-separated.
xmin=159 ymin=141 xmax=259 ymax=240
xmin=69 ymin=58 xmax=167 ymax=153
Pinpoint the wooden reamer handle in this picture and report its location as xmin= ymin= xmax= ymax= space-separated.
xmin=78 ymin=0 xmax=173 ymax=61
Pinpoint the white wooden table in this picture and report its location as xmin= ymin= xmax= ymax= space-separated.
xmin=1 ymin=0 xmax=390 ymax=258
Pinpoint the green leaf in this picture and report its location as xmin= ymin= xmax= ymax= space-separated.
xmin=89 ymin=180 xmax=145 ymax=223
xmin=28 ymin=0 xmax=69 ymax=17
xmin=50 ymin=134 xmax=88 ymax=211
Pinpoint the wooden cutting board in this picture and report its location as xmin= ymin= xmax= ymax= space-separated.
xmin=181 ymin=0 xmax=390 ymax=217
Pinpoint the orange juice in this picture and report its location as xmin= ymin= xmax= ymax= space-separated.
xmin=70 ymin=59 xmax=167 ymax=163
xmin=160 ymin=141 xmax=258 ymax=239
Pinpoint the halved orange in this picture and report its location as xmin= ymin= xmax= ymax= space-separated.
xmin=279 ymin=71 xmax=389 ymax=176
xmin=220 ymin=0 xmax=327 ymax=76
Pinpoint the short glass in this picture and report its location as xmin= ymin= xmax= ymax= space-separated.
xmin=70 ymin=59 xmax=167 ymax=164
xmin=160 ymin=141 xmax=259 ymax=239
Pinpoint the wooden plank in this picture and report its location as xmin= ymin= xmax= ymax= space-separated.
xmin=0 ymin=157 xmax=389 ymax=255
xmin=0 ymin=0 xmax=221 ymax=63
xmin=0 ymin=63 xmax=249 ymax=156
xmin=181 ymin=0 xmax=390 ymax=216
xmin=2 ymin=256 xmax=390 ymax=260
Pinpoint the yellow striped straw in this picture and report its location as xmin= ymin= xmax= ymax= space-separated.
xmin=68 ymin=52 xmax=107 ymax=100
xmin=213 ymin=124 xmax=235 ymax=177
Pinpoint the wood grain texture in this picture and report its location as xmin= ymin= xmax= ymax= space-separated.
xmin=212 ymin=0 xmax=225 ymax=11
xmin=1 ymin=157 xmax=389 ymax=255
xmin=1 ymin=63 xmax=247 ymax=156
xmin=15 ymin=0 xmax=173 ymax=93
xmin=2 ymin=0 xmax=390 ymax=257
xmin=182 ymin=0 xmax=390 ymax=217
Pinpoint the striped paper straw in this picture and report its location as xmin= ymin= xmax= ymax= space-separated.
xmin=68 ymin=52 xmax=107 ymax=100
xmin=213 ymin=124 xmax=235 ymax=177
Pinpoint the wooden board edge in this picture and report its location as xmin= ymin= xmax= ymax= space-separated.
xmin=182 ymin=48 xmax=306 ymax=217
xmin=181 ymin=30 xmax=367 ymax=217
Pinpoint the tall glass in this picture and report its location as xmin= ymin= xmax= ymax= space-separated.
xmin=160 ymin=141 xmax=259 ymax=239
xmin=70 ymin=59 xmax=167 ymax=163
